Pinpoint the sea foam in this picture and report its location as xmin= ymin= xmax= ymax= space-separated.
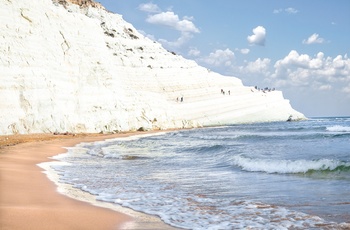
xmin=326 ymin=125 xmax=350 ymax=132
xmin=231 ymin=155 xmax=348 ymax=174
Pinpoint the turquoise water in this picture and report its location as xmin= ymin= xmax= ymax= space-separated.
xmin=53 ymin=117 xmax=350 ymax=229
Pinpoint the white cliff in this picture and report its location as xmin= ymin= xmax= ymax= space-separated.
xmin=0 ymin=0 xmax=305 ymax=135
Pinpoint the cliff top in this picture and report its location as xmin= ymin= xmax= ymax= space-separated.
xmin=53 ymin=0 xmax=104 ymax=9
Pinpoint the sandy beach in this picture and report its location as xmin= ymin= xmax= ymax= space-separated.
xmin=0 ymin=132 xmax=176 ymax=230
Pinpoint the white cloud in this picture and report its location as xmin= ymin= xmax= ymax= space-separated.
xmin=138 ymin=3 xmax=161 ymax=13
xmin=244 ymin=58 xmax=271 ymax=74
xmin=333 ymin=55 xmax=346 ymax=69
xmin=159 ymin=32 xmax=194 ymax=48
xmin=240 ymin=48 xmax=250 ymax=54
xmin=183 ymin=16 xmax=194 ymax=21
xmin=273 ymin=9 xmax=283 ymax=14
xmin=274 ymin=50 xmax=311 ymax=69
xmin=342 ymin=86 xmax=350 ymax=93
xmin=200 ymin=48 xmax=235 ymax=67
xmin=273 ymin=7 xmax=299 ymax=14
xmin=188 ymin=47 xmax=201 ymax=57
xmin=285 ymin=7 xmax=299 ymax=14
xmin=319 ymin=84 xmax=332 ymax=91
xmin=271 ymin=50 xmax=350 ymax=89
xmin=247 ymin=26 xmax=266 ymax=46
xmin=146 ymin=11 xmax=200 ymax=33
xmin=302 ymin=33 xmax=325 ymax=44
xmin=140 ymin=4 xmax=200 ymax=49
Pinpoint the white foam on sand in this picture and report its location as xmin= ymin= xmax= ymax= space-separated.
xmin=38 ymin=154 xmax=178 ymax=230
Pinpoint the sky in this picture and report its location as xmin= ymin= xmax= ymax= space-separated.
xmin=98 ymin=0 xmax=350 ymax=117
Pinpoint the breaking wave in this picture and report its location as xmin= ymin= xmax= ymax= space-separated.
xmin=326 ymin=125 xmax=350 ymax=132
xmin=231 ymin=155 xmax=350 ymax=174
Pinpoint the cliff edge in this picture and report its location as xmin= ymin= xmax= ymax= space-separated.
xmin=53 ymin=0 xmax=104 ymax=9
xmin=0 ymin=0 xmax=305 ymax=135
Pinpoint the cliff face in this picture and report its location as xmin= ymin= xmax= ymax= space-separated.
xmin=0 ymin=0 xmax=305 ymax=135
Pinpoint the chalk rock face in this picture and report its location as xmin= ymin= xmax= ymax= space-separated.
xmin=0 ymin=0 xmax=305 ymax=135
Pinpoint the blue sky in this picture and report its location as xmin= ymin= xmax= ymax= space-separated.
xmin=98 ymin=0 xmax=350 ymax=117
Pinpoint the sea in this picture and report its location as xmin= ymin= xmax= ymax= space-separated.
xmin=51 ymin=117 xmax=350 ymax=229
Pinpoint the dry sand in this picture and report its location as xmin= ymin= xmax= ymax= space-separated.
xmin=0 ymin=132 xmax=177 ymax=230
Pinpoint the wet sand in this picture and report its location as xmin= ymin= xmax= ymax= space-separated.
xmin=0 ymin=132 xmax=177 ymax=230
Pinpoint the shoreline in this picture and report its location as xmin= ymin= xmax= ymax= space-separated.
xmin=0 ymin=132 xmax=177 ymax=230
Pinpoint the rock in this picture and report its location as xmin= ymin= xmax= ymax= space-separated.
xmin=0 ymin=0 xmax=306 ymax=135
xmin=137 ymin=127 xmax=147 ymax=132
